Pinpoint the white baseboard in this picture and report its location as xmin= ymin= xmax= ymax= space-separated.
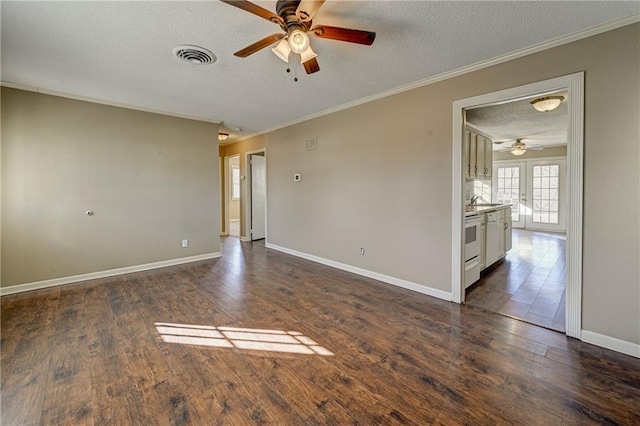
xmin=0 ymin=252 xmax=222 ymax=296
xmin=240 ymin=236 xmax=250 ymax=242
xmin=266 ymin=243 xmax=452 ymax=302
xmin=581 ymin=330 xmax=640 ymax=358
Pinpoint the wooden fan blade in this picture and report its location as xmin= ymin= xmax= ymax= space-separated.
xmin=303 ymin=57 xmax=320 ymax=74
xmin=311 ymin=25 xmax=376 ymax=45
xmin=219 ymin=0 xmax=284 ymax=25
xmin=234 ymin=33 xmax=284 ymax=58
xmin=296 ymin=0 xmax=325 ymax=22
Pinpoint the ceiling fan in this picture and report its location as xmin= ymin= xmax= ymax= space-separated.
xmin=219 ymin=0 xmax=376 ymax=75
xmin=497 ymin=139 xmax=544 ymax=156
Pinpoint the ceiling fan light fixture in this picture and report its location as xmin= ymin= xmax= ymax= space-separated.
xmin=511 ymin=147 xmax=526 ymax=156
xmin=288 ymin=29 xmax=310 ymax=54
xmin=218 ymin=132 xmax=229 ymax=141
xmin=299 ymin=45 xmax=317 ymax=64
xmin=530 ymin=95 xmax=564 ymax=112
xmin=271 ymin=39 xmax=291 ymax=62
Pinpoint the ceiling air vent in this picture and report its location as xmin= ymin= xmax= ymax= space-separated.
xmin=173 ymin=45 xmax=216 ymax=65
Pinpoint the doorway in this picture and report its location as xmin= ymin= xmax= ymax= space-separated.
xmin=452 ymin=73 xmax=584 ymax=338
xmin=246 ymin=149 xmax=266 ymax=242
xmin=226 ymin=155 xmax=241 ymax=238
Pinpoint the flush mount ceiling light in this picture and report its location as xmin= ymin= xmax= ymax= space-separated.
xmin=530 ymin=95 xmax=564 ymax=112
xmin=218 ymin=132 xmax=229 ymax=141
xmin=173 ymin=45 xmax=217 ymax=65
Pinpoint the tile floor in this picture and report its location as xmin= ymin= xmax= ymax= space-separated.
xmin=466 ymin=229 xmax=566 ymax=332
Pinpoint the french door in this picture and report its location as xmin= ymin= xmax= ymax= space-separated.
xmin=493 ymin=159 xmax=566 ymax=232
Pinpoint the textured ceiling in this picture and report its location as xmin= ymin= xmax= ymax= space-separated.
xmin=466 ymin=91 xmax=569 ymax=151
xmin=2 ymin=1 xmax=639 ymax=142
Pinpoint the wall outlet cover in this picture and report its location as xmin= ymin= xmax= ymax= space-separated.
xmin=294 ymin=174 xmax=301 ymax=182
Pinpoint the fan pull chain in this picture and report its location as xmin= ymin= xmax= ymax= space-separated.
xmin=285 ymin=59 xmax=299 ymax=82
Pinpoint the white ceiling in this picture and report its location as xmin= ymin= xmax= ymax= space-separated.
xmin=466 ymin=91 xmax=569 ymax=151
xmin=2 ymin=1 xmax=639 ymax=143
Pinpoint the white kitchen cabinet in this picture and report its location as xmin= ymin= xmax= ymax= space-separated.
xmin=484 ymin=137 xmax=493 ymax=179
xmin=480 ymin=207 xmax=512 ymax=270
xmin=485 ymin=211 xmax=503 ymax=266
xmin=504 ymin=208 xmax=512 ymax=252
xmin=464 ymin=129 xmax=493 ymax=179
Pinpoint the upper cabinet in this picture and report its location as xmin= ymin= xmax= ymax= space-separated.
xmin=464 ymin=129 xmax=493 ymax=179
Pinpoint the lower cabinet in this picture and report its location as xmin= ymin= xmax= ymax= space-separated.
xmin=504 ymin=209 xmax=512 ymax=253
xmin=483 ymin=207 xmax=512 ymax=271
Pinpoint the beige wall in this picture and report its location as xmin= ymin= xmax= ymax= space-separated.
xmin=219 ymin=137 xmax=267 ymax=238
xmin=493 ymin=145 xmax=567 ymax=161
xmin=238 ymin=23 xmax=639 ymax=345
xmin=1 ymin=88 xmax=220 ymax=287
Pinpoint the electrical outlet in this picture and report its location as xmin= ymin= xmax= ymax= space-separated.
xmin=294 ymin=173 xmax=301 ymax=182
xmin=360 ymin=248 xmax=365 ymax=255
xmin=182 ymin=239 xmax=189 ymax=248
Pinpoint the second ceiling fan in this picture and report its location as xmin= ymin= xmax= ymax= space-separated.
xmin=220 ymin=0 xmax=376 ymax=75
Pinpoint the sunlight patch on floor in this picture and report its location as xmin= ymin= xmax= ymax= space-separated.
xmin=154 ymin=322 xmax=334 ymax=356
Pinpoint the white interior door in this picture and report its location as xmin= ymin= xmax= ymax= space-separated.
xmin=494 ymin=159 xmax=566 ymax=232
xmin=250 ymin=154 xmax=266 ymax=241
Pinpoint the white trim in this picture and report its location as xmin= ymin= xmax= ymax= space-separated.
xmin=0 ymin=252 xmax=221 ymax=296
xmin=582 ymin=330 xmax=640 ymax=358
xmin=452 ymin=73 xmax=584 ymax=339
xmin=240 ymin=237 xmax=250 ymax=242
xmin=0 ymin=82 xmax=220 ymax=124
xmin=266 ymin=243 xmax=452 ymax=302
xmin=232 ymin=15 xmax=638 ymax=145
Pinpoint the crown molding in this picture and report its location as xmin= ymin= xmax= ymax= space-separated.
xmin=0 ymin=82 xmax=220 ymax=124
xmin=232 ymin=14 xmax=640 ymax=144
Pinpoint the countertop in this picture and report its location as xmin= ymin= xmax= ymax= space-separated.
xmin=465 ymin=204 xmax=511 ymax=217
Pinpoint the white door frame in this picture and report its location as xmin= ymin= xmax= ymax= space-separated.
xmin=244 ymin=148 xmax=267 ymax=242
xmin=451 ymin=72 xmax=584 ymax=339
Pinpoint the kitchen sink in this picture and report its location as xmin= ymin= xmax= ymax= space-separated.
xmin=473 ymin=203 xmax=503 ymax=207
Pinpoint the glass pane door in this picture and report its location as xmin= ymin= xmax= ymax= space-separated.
xmin=494 ymin=159 xmax=565 ymax=232
xmin=493 ymin=163 xmax=524 ymax=228
xmin=526 ymin=160 xmax=566 ymax=232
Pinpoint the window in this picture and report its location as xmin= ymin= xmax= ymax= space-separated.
xmin=532 ymin=164 xmax=559 ymax=224
xmin=231 ymin=165 xmax=240 ymax=200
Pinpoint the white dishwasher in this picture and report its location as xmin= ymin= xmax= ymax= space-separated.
xmin=485 ymin=211 xmax=503 ymax=267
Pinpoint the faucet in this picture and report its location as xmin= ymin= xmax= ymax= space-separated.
xmin=469 ymin=195 xmax=483 ymax=205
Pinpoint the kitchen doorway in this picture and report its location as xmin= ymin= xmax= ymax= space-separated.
xmin=452 ymin=73 xmax=584 ymax=338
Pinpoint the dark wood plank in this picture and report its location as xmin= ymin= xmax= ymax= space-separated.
xmin=2 ymin=237 xmax=639 ymax=424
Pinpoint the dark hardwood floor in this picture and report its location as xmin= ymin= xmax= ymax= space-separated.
xmin=466 ymin=229 xmax=567 ymax=332
xmin=2 ymin=237 xmax=639 ymax=425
